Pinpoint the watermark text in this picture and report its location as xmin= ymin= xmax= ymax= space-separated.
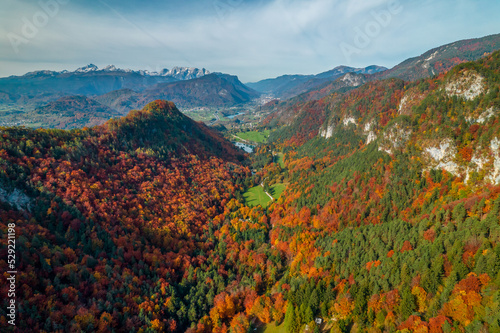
xmin=340 ymin=0 xmax=403 ymax=63
xmin=7 ymin=0 xmax=70 ymax=54
xmin=6 ymin=221 xmax=17 ymax=326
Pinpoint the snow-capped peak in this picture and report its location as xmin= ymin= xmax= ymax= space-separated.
xmin=163 ymin=67 xmax=210 ymax=80
xmin=75 ymin=64 xmax=99 ymax=73
xmin=65 ymin=64 xmax=210 ymax=79
xmin=102 ymin=65 xmax=118 ymax=72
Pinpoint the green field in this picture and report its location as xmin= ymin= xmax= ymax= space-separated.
xmin=276 ymin=153 xmax=285 ymax=168
xmin=243 ymin=185 xmax=272 ymax=207
xmin=243 ymin=183 xmax=286 ymax=207
xmin=236 ymin=130 xmax=270 ymax=143
xmin=270 ymin=183 xmax=286 ymax=199
xmin=257 ymin=322 xmax=287 ymax=333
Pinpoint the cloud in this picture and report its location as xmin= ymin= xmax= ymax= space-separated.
xmin=0 ymin=0 xmax=499 ymax=81
xmin=344 ymin=0 xmax=389 ymax=18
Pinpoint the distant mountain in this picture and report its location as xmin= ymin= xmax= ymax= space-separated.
xmin=280 ymin=66 xmax=386 ymax=100
xmin=315 ymin=65 xmax=386 ymax=79
xmin=246 ymin=74 xmax=306 ymax=96
xmin=58 ymin=64 xmax=210 ymax=79
xmin=247 ymin=65 xmax=387 ymax=99
xmin=293 ymin=72 xmax=370 ymax=103
xmin=213 ymin=72 xmax=262 ymax=100
xmin=27 ymin=95 xmax=121 ymax=129
xmin=0 ymin=90 xmax=18 ymax=104
xmin=261 ymin=34 xmax=500 ymax=114
xmin=259 ymin=71 xmax=373 ymax=127
xmin=0 ymin=70 xmax=169 ymax=98
xmin=107 ymin=73 xmax=261 ymax=110
xmin=0 ymin=65 xmax=210 ymax=102
xmin=92 ymin=88 xmax=141 ymax=114
xmin=162 ymin=66 xmax=210 ymax=80
xmin=252 ymin=34 xmax=500 ymax=102
xmin=378 ymin=33 xmax=500 ymax=81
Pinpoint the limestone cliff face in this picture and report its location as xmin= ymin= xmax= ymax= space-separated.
xmin=445 ymin=69 xmax=485 ymax=100
xmin=423 ymin=139 xmax=460 ymax=176
xmin=485 ymin=138 xmax=500 ymax=185
xmin=378 ymin=121 xmax=412 ymax=155
xmin=363 ymin=122 xmax=377 ymax=144
xmin=342 ymin=116 xmax=357 ymax=126
xmin=398 ymin=87 xmax=427 ymax=116
xmin=341 ymin=73 xmax=366 ymax=87
xmin=319 ymin=124 xmax=335 ymax=139
xmin=466 ymin=107 xmax=497 ymax=124
xmin=418 ymin=136 xmax=500 ymax=186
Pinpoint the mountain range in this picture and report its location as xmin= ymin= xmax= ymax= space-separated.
xmin=6 ymin=73 xmax=261 ymax=129
xmin=0 ymin=64 xmax=209 ymax=98
xmin=378 ymin=33 xmax=500 ymax=81
xmin=1 ymin=33 xmax=499 ymax=131
xmin=100 ymin=73 xmax=261 ymax=111
xmin=246 ymin=65 xmax=387 ymax=99
xmin=262 ymin=33 xmax=500 ymax=126
xmin=0 ymin=65 xmax=260 ymax=128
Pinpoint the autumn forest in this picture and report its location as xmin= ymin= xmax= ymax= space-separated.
xmin=2 ymin=45 xmax=500 ymax=333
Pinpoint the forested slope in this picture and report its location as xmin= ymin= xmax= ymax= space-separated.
xmin=0 ymin=101 xmax=250 ymax=332
xmin=204 ymin=51 xmax=500 ymax=332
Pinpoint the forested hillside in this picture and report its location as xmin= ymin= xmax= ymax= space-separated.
xmin=0 ymin=101 xmax=250 ymax=332
xmin=230 ymin=50 xmax=500 ymax=332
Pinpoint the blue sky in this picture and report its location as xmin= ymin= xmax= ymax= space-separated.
xmin=1 ymin=0 xmax=499 ymax=82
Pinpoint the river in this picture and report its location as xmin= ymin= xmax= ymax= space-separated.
xmin=226 ymin=112 xmax=245 ymax=119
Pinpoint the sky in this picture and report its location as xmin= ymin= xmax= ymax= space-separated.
xmin=0 ymin=0 xmax=499 ymax=82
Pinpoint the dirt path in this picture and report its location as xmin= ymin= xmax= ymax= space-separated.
xmin=260 ymin=179 xmax=274 ymax=202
